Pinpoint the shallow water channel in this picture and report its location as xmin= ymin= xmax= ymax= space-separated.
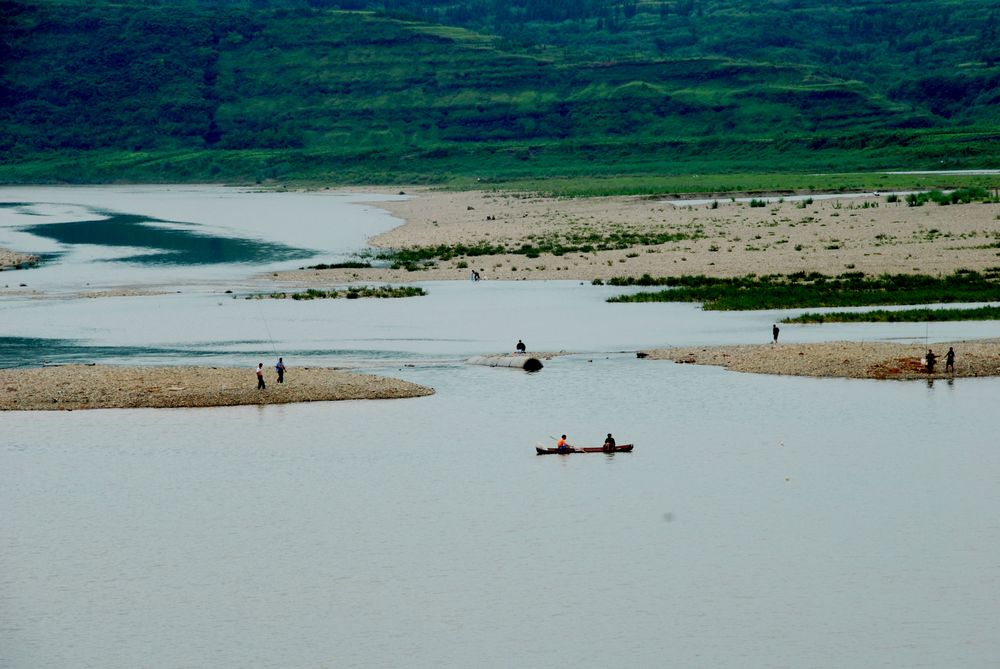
xmin=2 ymin=187 xmax=999 ymax=668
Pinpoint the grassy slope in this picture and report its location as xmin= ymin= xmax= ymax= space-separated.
xmin=0 ymin=0 xmax=998 ymax=188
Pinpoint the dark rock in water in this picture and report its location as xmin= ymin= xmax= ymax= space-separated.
xmin=636 ymin=352 xmax=648 ymax=358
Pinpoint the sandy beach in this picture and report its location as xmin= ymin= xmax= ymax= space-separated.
xmin=0 ymin=247 xmax=38 ymax=270
xmin=0 ymin=365 xmax=434 ymax=411
xmin=277 ymin=189 xmax=1000 ymax=284
xmin=643 ymin=339 xmax=1000 ymax=380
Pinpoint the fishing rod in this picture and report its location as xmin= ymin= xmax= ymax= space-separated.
xmin=254 ymin=296 xmax=278 ymax=356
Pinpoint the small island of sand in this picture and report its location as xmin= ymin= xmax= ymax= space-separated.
xmin=0 ymin=247 xmax=39 ymax=270
xmin=0 ymin=365 xmax=434 ymax=411
xmin=643 ymin=340 xmax=1000 ymax=380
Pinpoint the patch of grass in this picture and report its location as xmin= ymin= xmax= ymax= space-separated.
xmin=379 ymin=227 xmax=701 ymax=266
xmin=500 ymin=172 xmax=1000 ymax=199
xmin=606 ymin=270 xmax=1000 ymax=310
xmin=905 ymin=187 xmax=997 ymax=207
xmin=258 ymin=285 xmax=426 ymax=300
xmin=304 ymin=261 xmax=371 ymax=270
xmin=784 ymin=305 xmax=1000 ymax=323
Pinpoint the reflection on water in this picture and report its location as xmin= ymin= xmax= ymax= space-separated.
xmin=0 ymin=186 xmax=408 ymax=290
xmin=0 ymin=336 xmax=263 ymax=368
xmin=21 ymin=209 xmax=313 ymax=265
xmin=0 ymin=335 xmax=462 ymax=369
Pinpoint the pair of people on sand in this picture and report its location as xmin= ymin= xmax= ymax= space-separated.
xmin=924 ymin=347 xmax=955 ymax=374
xmin=255 ymin=357 xmax=286 ymax=389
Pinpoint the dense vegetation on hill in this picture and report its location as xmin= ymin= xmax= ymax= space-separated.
xmin=1 ymin=0 xmax=997 ymax=187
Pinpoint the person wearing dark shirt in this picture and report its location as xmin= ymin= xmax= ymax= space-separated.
xmin=945 ymin=347 xmax=955 ymax=373
xmin=924 ymin=349 xmax=937 ymax=373
xmin=772 ymin=324 xmax=780 ymax=343
xmin=516 ymin=339 xmax=526 ymax=354
xmin=603 ymin=433 xmax=616 ymax=451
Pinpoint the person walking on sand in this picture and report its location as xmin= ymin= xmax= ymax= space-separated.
xmin=256 ymin=362 xmax=266 ymax=390
xmin=945 ymin=347 xmax=955 ymax=373
xmin=516 ymin=339 xmax=526 ymax=354
xmin=924 ymin=349 xmax=937 ymax=374
xmin=772 ymin=324 xmax=780 ymax=344
xmin=275 ymin=357 xmax=286 ymax=384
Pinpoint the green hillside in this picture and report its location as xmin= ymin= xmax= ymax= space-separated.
xmin=0 ymin=0 xmax=997 ymax=187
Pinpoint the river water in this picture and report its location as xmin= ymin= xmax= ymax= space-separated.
xmin=2 ymin=187 xmax=999 ymax=668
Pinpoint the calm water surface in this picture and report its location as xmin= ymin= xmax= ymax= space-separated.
xmin=0 ymin=185 xmax=404 ymax=291
xmin=2 ymin=187 xmax=999 ymax=668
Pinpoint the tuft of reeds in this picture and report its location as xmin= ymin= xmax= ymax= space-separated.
xmin=257 ymin=286 xmax=426 ymax=300
xmin=606 ymin=269 xmax=1000 ymax=310
xmin=784 ymin=305 xmax=1000 ymax=323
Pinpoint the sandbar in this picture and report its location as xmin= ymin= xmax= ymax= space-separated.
xmin=0 ymin=247 xmax=38 ymax=270
xmin=276 ymin=189 xmax=1000 ymax=284
xmin=0 ymin=365 xmax=434 ymax=411
xmin=643 ymin=340 xmax=1000 ymax=380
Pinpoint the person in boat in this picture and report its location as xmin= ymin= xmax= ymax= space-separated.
xmin=516 ymin=339 xmax=526 ymax=354
xmin=924 ymin=349 xmax=937 ymax=373
xmin=603 ymin=433 xmax=616 ymax=451
xmin=556 ymin=435 xmax=571 ymax=452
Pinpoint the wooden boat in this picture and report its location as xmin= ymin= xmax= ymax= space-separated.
xmin=536 ymin=444 xmax=634 ymax=455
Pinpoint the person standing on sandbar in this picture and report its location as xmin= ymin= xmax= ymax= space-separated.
xmin=275 ymin=357 xmax=286 ymax=384
xmin=945 ymin=347 xmax=955 ymax=374
xmin=772 ymin=324 xmax=780 ymax=344
xmin=256 ymin=362 xmax=266 ymax=390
